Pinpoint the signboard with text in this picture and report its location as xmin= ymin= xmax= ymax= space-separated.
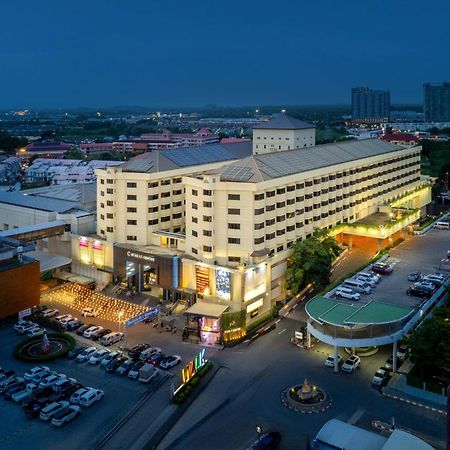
xmin=19 ymin=308 xmax=32 ymax=320
xmin=125 ymin=306 xmax=160 ymax=329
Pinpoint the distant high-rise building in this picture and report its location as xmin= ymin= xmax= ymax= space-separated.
xmin=423 ymin=82 xmax=450 ymax=122
xmin=351 ymin=87 xmax=390 ymax=123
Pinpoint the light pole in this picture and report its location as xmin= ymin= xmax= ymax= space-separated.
xmin=118 ymin=310 xmax=124 ymax=350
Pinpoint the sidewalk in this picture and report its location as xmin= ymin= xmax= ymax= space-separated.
xmin=382 ymin=371 xmax=447 ymax=414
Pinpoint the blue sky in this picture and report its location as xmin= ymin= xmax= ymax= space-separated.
xmin=0 ymin=0 xmax=449 ymax=108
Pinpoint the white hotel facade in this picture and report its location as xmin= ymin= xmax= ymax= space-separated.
xmin=95 ymin=114 xmax=431 ymax=345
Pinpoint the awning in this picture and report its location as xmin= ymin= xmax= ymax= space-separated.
xmin=55 ymin=271 xmax=96 ymax=285
xmin=24 ymin=251 xmax=71 ymax=273
xmin=184 ymin=302 xmax=229 ymax=318
xmin=250 ymin=248 xmax=270 ymax=257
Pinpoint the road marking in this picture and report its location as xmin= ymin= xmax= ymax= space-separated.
xmin=275 ymin=319 xmax=281 ymax=324
xmin=278 ymin=328 xmax=287 ymax=335
xmin=348 ymin=407 xmax=365 ymax=425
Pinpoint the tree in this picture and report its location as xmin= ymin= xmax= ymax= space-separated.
xmin=408 ymin=307 xmax=450 ymax=377
xmin=0 ymin=131 xmax=28 ymax=154
xmin=286 ymin=230 xmax=339 ymax=293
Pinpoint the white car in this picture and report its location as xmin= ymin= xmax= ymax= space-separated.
xmin=100 ymin=332 xmax=124 ymax=346
xmin=30 ymin=370 xmax=57 ymax=383
xmin=17 ymin=323 xmax=40 ymax=335
xmin=335 ymin=287 xmax=360 ymax=301
xmin=89 ymin=349 xmax=110 ymax=365
xmin=77 ymin=346 xmax=97 ymax=363
xmin=341 ymin=355 xmax=361 ymax=373
xmin=39 ymin=401 xmax=70 ymax=421
xmin=26 ymin=327 xmax=46 ymax=337
xmin=139 ymin=347 xmax=162 ymax=361
xmin=160 ymin=355 xmax=182 ymax=369
xmin=358 ymin=271 xmax=381 ymax=283
xmin=55 ymin=314 xmax=72 ymax=322
xmin=39 ymin=373 xmax=66 ymax=389
xmin=423 ymin=274 xmax=446 ymax=287
xmin=355 ymin=275 xmax=376 ymax=288
xmin=13 ymin=320 xmax=33 ymax=332
xmin=100 ymin=351 xmax=121 ymax=367
xmin=70 ymin=388 xmax=90 ymax=404
xmin=24 ymin=366 xmax=50 ymax=381
xmin=51 ymin=405 xmax=81 ymax=427
xmin=41 ymin=308 xmax=59 ymax=318
xmin=12 ymin=383 xmax=38 ymax=403
xmin=82 ymin=307 xmax=98 ymax=317
xmin=83 ymin=326 xmax=102 ymax=339
xmin=59 ymin=316 xmax=76 ymax=326
xmin=78 ymin=388 xmax=104 ymax=407
xmin=324 ymin=355 xmax=342 ymax=368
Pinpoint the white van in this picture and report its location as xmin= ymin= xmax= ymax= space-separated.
xmin=435 ymin=221 xmax=450 ymax=230
xmin=344 ymin=279 xmax=371 ymax=294
xmin=100 ymin=332 xmax=124 ymax=346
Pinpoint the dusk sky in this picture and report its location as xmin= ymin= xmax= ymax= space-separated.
xmin=1 ymin=0 xmax=449 ymax=108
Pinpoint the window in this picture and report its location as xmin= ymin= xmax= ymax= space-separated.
xmin=203 ymin=245 xmax=212 ymax=253
xmin=148 ymin=181 xmax=158 ymax=188
xmin=254 ymin=237 xmax=264 ymax=244
xmin=255 ymin=222 xmax=264 ymax=230
xmin=276 ymin=215 xmax=285 ymax=222
xmin=106 ymin=179 xmax=114 ymax=184
xmin=228 ymin=194 xmax=240 ymax=200
xmin=228 ymin=208 xmax=240 ymax=215
xmin=127 ymin=235 xmax=137 ymax=241
xmin=266 ymin=204 xmax=275 ymax=212
xmin=277 ymin=245 xmax=284 ymax=252
xmin=228 ymin=256 xmax=241 ymax=263
xmin=173 ymin=213 xmax=182 ymax=219
xmin=107 ymin=188 xmax=114 ymax=194
xmin=203 ymin=189 xmax=212 ymax=196
xmin=287 ymin=198 xmax=295 ymax=205
xmin=127 ymin=219 xmax=137 ymax=225
xmin=127 ymin=207 xmax=137 ymax=213
xmin=173 ymin=201 xmax=182 ymax=207
xmin=161 ymin=216 xmax=170 ymax=222
xmin=192 ymin=216 xmax=198 ymax=223
xmin=266 ymin=190 xmax=275 ymax=197
xmin=192 ymin=230 xmax=198 ymax=237
xmin=276 ymin=229 xmax=285 ymax=236
xmin=148 ymin=219 xmax=158 ymax=225
xmin=107 ymin=200 xmax=113 ymax=206
xmin=203 ymin=230 xmax=212 ymax=236
xmin=148 ymin=206 xmax=159 ymax=213
xmin=106 ymin=226 xmax=113 ymax=232
xmin=254 ymin=193 xmax=265 ymax=201
xmin=161 ymin=204 xmax=170 ymax=210
xmin=287 ymin=225 xmax=295 ymax=232
xmin=203 ymin=216 xmax=212 ymax=222
xmin=100 ymin=179 xmax=104 ymax=185
xmin=276 ymin=201 xmax=285 ymax=208
xmin=255 ymin=207 xmax=265 ymax=215
xmin=100 ymin=214 xmax=104 ymax=220
xmin=266 ymin=218 xmax=275 ymax=226
xmin=228 ymin=237 xmax=240 ymax=244
xmin=191 ymin=247 xmax=198 ymax=254
xmin=287 ymin=185 xmax=295 ymax=192
xmin=296 ymin=183 xmax=305 ymax=189
xmin=192 ymin=189 xmax=198 ymax=196
xmin=228 ymin=223 xmax=241 ymax=230
xmin=192 ymin=203 xmax=198 ymax=210
xmin=161 ymin=192 xmax=170 ymax=198
xmin=148 ymin=194 xmax=158 ymax=200
xmin=127 ymin=194 xmax=137 ymax=201
xmin=276 ymin=188 xmax=285 ymax=195
xmin=203 ymin=201 xmax=212 ymax=207
xmin=127 ymin=182 xmax=137 ymax=188
xmin=173 ymin=177 xmax=182 ymax=184
xmin=173 ymin=189 xmax=182 ymax=195
xmin=106 ymin=213 xmax=113 ymax=219
xmin=266 ymin=232 xmax=275 ymax=240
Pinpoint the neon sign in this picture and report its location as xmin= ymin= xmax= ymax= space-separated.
xmin=181 ymin=348 xmax=206 ymax=384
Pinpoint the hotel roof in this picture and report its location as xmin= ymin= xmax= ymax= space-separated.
xmin=217 ymin=139 xmax=409 ymax=183
xmin=0 ymin=191 xmax=79 ymax=213
xmin=119 ymin=141 xmax=252 ymax=173
xmin=253 ymin=113 xmax=315 ymax=130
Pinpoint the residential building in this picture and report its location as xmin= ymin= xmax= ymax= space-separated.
xmin=0 ymin=156 xmax=21 ymax=185
xmin=423 ymin=82 xmax=450 ymax=122
xmin=351 ymin=87 xmax=390 ymax=123
xmin=380 ymin=133 xmax=419 ymax=146
xmin=20 ymin=140 xmax=74 ymax=159
xmin=79 ymin=142 xmax=114 ymax=155
xmin=95 ymin=114 xmax=430 ymax=345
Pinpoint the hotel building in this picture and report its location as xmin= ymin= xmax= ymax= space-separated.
xmin=95 ymin=114 xmax=431 ymax=345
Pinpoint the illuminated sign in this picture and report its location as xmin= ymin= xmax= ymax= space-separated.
xmin=246 ymin=298 xmax=263 ymax=313
xmin=126 ymin=250 xmax=155 ymax=262
xmin=216 ymin=269 xmax=231 ymax=300
xmin=179 ymin=349 xmax=206 ymax=386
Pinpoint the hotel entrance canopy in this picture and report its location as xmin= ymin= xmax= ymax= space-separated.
xmin=185 ymin=302 xmax=229 ymax=318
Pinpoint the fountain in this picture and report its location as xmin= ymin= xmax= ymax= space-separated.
xmin=14 ymin=331 xmax=74 ymax=362
xmin=281 ymin=378 xmax=332 ymax=413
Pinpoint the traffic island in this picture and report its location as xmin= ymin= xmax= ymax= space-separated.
xmin=281 ymin=378 xmax=332 ymax=413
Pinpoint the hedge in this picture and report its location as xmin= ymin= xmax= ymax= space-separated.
xmin=31 ymin=314 xmax=65 ymax=332
xmin=172 ymin=361 xmax=213 ymax=404
xmin=13 ymin=333 xmax=76 ymax=362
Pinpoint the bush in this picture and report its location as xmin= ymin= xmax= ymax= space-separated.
xmin=13 ymin=333 xmax=75 ymax=362
xmin=191 ymin=377 xmax=200 ymax=386
xmin=31 ymin=314 xmax=64 ymax=332
xmin=171 ymin=361 xmax=214 ymax=404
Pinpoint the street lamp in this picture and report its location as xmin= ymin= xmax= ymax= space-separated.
xmin=118 ymin=310 xmax=124 ymax=351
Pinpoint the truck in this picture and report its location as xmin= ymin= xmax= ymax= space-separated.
xmin=138 ymin=363 xmax=158 ymax=384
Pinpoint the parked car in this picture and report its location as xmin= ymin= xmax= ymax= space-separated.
xmin=67 ymin=346 xmax=87 ymax=359
xmin=78 ymin=388 xmax=104 ymax=407
xmin=408 ymin=272 xmax=423 ymax=282
xmin=397 ymin=345 xmax=409 ymax=361
xmin=0 ymin=369 xmax=16 ymax=383
xmin=335 ymin=287 xmax=360 ymax=301
xmin=355 ymin=275 xmax=376 ymax=287
xmin=24 ymin=399 xmax=52 ymax=419
xmin=324 ymin=355 xmax=342 ymax=368
xmin=384 ymin=356 xmax=403 ymax=372
xmin=247 ymin=431 xmax=281 ymax=450
xmin=100 ymin=351 xmax=121 ymax=367
xmin=358 ymin=271 xmax=381 ymax=283
xmin=139 ymin=347 xmax=162 ymax=361
xmin=26 ymin=327 xmax=46 ymax=337
xmin=106 ymin=355 xmax=128 ymax=373
xmin=91 ymin=328 xmax=111 ymax=341
xmin=372 ymin=367 xmax=390 ymax=387
xmin=30 ymin=370 xmax=57 ymax=384
xmin=40 ymin=308 xmax=59 ymax=318
xmin=4 ymin=382 xmax=26 ymax=400
xmin=53 ymin=377 xmax=77 ymax=393
xmin=17 ymin=323 xmax=40 ymax=335
xmin=81 ymin=307 xmax=98 ymax=317
xmin=406 ymin=286 xmax=432 ymax=298
xmin=13 ymin=320 xmax=34 ymax=333
xmin=148 ymin=353 xmax=166 ymax=366
xmin=100 ymin=331 xmax=124 ymax=346
xmin=69 ymin=388 xmax=90 ymax=404
xmin=51 ymin=405 xmax=81 ymax=427
xmin=83 ymin=326 xmax=103 ymax=339
xmin=0 ymin=377 xmax=25 ymax=394
xmin=116 ymin=359 xmax=135 ymax=376
xmin=371 ymin=263 xmax=393 ymax=274
xmin=39 ymin=400 xmax=70 ymax=421
xmin=76 ymin=323 xmax=93 ymax=336
xmin=77 ymin=346 xmax=97 ymax=363
xmin=128 ymin=343 xmax=150 ymax=359
xmin=341 ymin=355 xmax=361 ymax=373
xmin=160 ymin=355 xmax=182 ymax=369
xmin=55 ymin=314 xmax=72 ymax=322
xmin=66 ymin=319 xmax=84 ymax=331
xmin=24 ymin=366 xmax=50 ymax=382
xmin=89 ymin=349 xmax=110 ymax=365
xmin=422 ymin=274 xmax=446 ymax=287
xmin=128 ymin=361 xmax=146 ymax=380
xmin=39 ymin=374 xmax=66 ymax=389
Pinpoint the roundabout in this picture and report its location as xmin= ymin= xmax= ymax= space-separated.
xmin=281 ymin=378 xmax=332 ymax=414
